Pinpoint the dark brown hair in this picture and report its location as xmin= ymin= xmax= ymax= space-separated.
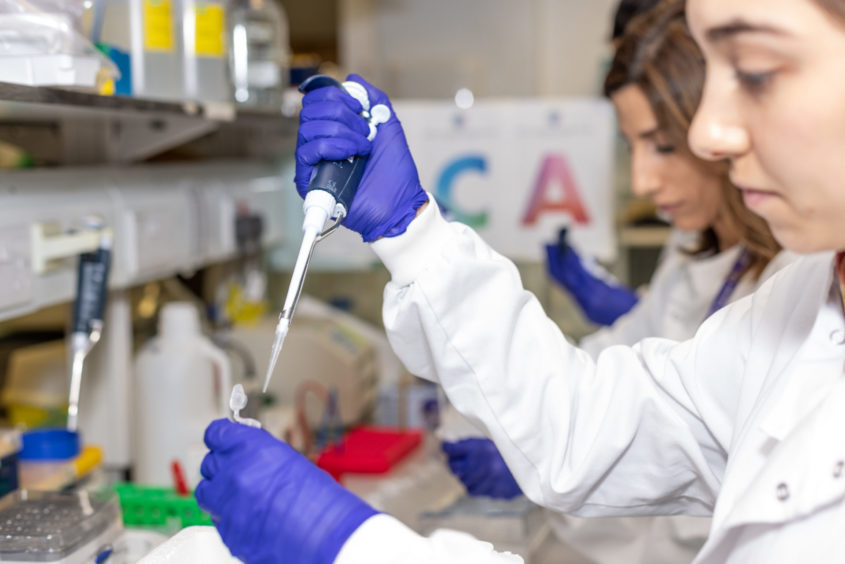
xmin=604 ymin=0 xmax=781 ymax=279
xmin=815 ymin=0 xmax=845 ymax=21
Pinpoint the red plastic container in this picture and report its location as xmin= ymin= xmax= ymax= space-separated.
xmin=316 ymin=426 xmax=423 ymax=481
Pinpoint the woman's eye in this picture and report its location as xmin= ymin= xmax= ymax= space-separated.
xmin=656 ymin=144 xmax=676 ymax=155
xmin=735 ymin=69 xmax=776 ymax=93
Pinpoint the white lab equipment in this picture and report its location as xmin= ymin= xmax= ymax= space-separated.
xmin=222 ymin=308 xmax=378 ymax=429
xmin=98 ymin=0 xmax=184 ymax=99
xmin=133 ymin=302 xmax=231 ymax=488
xmin=180 ymin=0 xmax=231 ymax=103
xmin=227 ymin=0 xmax=290 ymax=108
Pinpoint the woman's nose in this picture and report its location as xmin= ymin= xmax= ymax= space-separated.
xmin=630 ymin=152 xmax=662 ymax=198
xmin=689 ymin=76 xmax=751 ymax=161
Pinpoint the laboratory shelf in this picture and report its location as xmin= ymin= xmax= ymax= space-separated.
xmin=0 ymin=82 xmax=298 ymax=163
xmin=0 ymin=81 xmax=297 ymax=123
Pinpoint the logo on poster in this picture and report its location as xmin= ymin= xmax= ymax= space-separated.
xmin=434 ymin=153 xmax=590 ymax=229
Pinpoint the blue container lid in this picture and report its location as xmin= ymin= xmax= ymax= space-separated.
xmin=20 ymin=429 xmax=80 ymax=461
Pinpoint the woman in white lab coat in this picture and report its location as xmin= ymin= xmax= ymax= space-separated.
xmin=195 ymin=0 xmax=845 ymax=562
xmin=439 ymin=5 xmax=795 ymax=562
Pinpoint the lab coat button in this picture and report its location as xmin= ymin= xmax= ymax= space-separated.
xmin=834 ymin=461 xmax=844 ymax=479
xmin=829 ymin=329 xmax=845 ymax=344
xmin=776 ymin=483 xmax=790 ymax=501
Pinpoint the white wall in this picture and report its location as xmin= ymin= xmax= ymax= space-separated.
xmin=339 ymin=0 xmax=619 ymax=99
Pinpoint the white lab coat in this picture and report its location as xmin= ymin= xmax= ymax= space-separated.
xmin=546 ymin=233 xmax=798 ymax=564
xmin=436 ymin=229 xmax=798 ymax=564
xmin=334 ymin=197 xmax=845 ymax=564
xmin=579 ymin=230 xmax=797 ymax=356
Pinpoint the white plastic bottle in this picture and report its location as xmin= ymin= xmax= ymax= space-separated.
xmin=134 ymin=302 xmax=231 ymax=488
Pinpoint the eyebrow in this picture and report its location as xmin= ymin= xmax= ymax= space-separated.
xmin=706 ymin=19 xmax=789 ymax=43
xmin=638 ymin=128 xmax=660 ymax=140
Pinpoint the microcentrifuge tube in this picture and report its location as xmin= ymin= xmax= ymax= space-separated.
xmin=229 ymin=384 xmax=262 ymax=428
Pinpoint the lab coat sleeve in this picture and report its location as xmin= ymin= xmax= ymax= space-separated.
xmin=578 ymin=276 xmax=665 ymax=357
xmin=579 ymin=232 xmax=688 ymax=357
xmin=334 ymin=515 xmax=523 ymax=564
xmin=371 ymin=196 xmax=747 ymax=518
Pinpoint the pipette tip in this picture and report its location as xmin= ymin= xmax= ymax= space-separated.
xmin=262 ymin=319 xmax=290 ymax=394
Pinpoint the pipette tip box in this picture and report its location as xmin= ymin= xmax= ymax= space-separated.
xmin=316 ymin=426 xmax=423 ymax=480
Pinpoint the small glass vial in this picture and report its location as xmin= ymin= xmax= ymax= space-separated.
xmin=227 ymin=0 xmax=290 ymax=110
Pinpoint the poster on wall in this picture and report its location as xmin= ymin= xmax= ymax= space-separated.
xmin=309 ymin=97 xmax=617 ymax=267
xmin=398 ymin=98 xmax=617 ymax=262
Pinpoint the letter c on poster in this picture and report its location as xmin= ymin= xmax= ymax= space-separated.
xmin=435 ymin=155 xmax=489 ymax=229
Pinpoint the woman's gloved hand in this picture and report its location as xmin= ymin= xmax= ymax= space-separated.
xmin=545 ymin=242 xmax=639 ymax=326
xmin=441 ymin=438 xmax=523 ymax=500
xmin=295 ymin=73 xmax=429 ymax=243
xmin=195 ymin=419 xmax=378 ymax=564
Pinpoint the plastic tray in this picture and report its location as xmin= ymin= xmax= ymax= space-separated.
xmin=316 ymin=426 xmax=423 ymax=480
xmin=113 ymin=484 xmax=212 ymax=529
xmin=0 ymin=489 xmax=122 ymax=562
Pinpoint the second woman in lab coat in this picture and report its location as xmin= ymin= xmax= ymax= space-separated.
xmin=439 ymin=5 xmax=796 ymax=563
xmin=195 ymin=0 xmax=845 ymax=561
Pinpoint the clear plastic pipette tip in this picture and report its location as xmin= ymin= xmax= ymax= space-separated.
xmin=262 ymin=318 xmax=289 ymax=393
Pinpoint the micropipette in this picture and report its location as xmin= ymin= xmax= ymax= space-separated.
xmin=67 ymin=221 xmax=112 ymax=432
xmin=262 ymin=75 xmax=392 ymax=393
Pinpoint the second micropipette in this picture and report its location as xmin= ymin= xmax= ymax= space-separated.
xmin=67 ymin=221 xmax=112 ymax=432
xmin=263 ymin=76 xmax=392 ymax=393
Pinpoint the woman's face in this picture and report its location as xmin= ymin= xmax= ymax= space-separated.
xmin=612 ymin=85 xmax=724 ymax=232
xmin=688 ymin=0 xmax=845 ymax=253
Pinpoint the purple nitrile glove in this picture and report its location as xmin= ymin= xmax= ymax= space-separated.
xmin=442 ymin=438 xmax=523 ymax=500
xmin=195 ymin=419 xmax=377 ymax=564
xmin=545 ymin=242 xmax=639 ymax=326
xmin=295 ymin=73 xmax=429 ymax=243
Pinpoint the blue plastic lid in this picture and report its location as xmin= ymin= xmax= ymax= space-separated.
xmin=19 ymin=429 xmax=80 ymax=461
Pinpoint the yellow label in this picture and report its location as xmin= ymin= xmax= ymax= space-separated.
xmin=195 ymin=3 xmax=226 ymax=57
xmin=143 ymin=0 xmax=175 ymax=52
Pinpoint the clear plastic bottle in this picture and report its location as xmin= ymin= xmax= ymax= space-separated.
xmin=180 ymin=0 xmax=232 ymax=102
xmin=227 ymin=0 xmax=290 ymax=110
